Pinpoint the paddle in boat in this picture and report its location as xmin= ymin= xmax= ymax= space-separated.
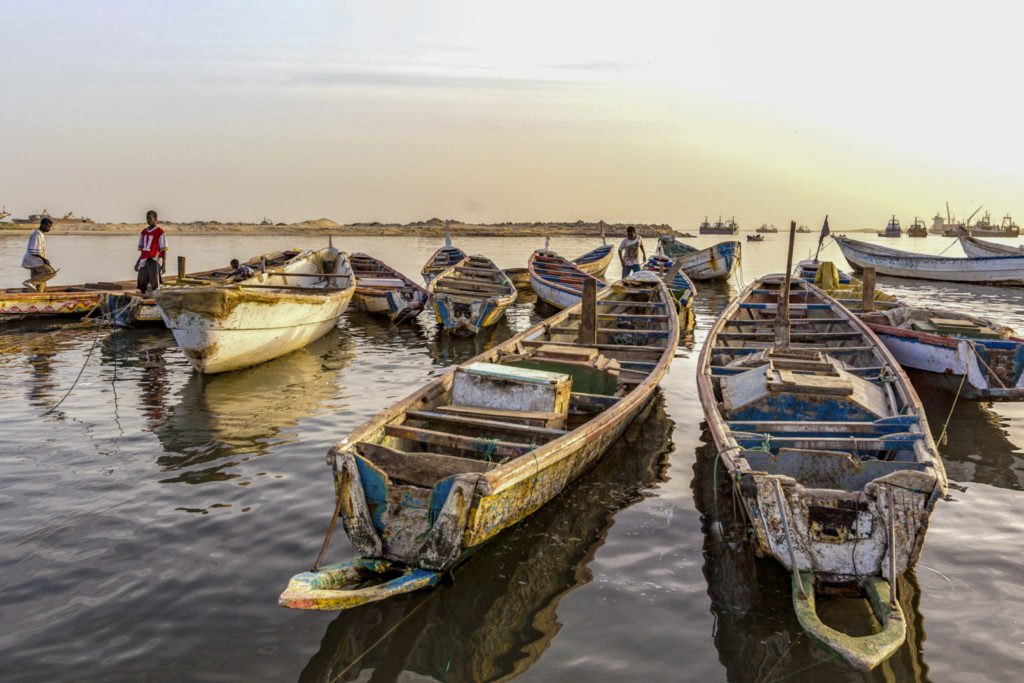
xmin=278 ymin=272 xmax=679 ymax=610
xmin=697 ymin=269 xmax=947 ymax=670
xmin=572 ymin=243 xmax=614 ymax=278
xmin=835 ymin=236 xmax=1024 ymax=284
xmin=154 ymin=246 xmax=356 ymax=373
xmin=428 ymin=255 xmax=516 ymax=337
xmin=349 ymin=253 xmax=428 ymax=323
xmin=958 ymin=233 xmax=1024 ymax=258
xmin=655 ymin=236 xmax=741 ymax=281
xmin=528 ymin=249 xmax=605 ymax=310
xmin=801 ymin=261 xmax=1024 ymax=400
xmin=642 ymin=251 xmax=697 ymax=330
xmin=421 ymin=220 xmax=468 ymax=285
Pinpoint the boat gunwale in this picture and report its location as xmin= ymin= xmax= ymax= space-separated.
xmin=426 ymin=255 xmax=517 ymax=305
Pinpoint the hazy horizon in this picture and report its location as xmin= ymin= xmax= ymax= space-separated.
xmin=3 ymin=1 xmax=1021 ymax=232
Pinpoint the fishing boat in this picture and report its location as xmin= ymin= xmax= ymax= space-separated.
xmin=796 ymin=225 xmax=811 ymax=234
xmin=699 ymin=216 xmax=740 ymax=235
xmin=572 ymin=243 xmax=614 ymax=278
xmin=974 ymin=214 xmax=1021 ymax=238
xmin=834 ymin=236 xmax=1024 ymax=284
xmin=428 ymin=255 xmax=516 ymax=336
xmin=801 ymin=261 xmax=1024 ymax=400
xmin=279 ymin=273 xmax=679 ymax=610
xmin=906 ymin=218 xmax=928 ymax=237
xmin=656 ymin=236 xmax=741 ymax=281
xmin=877 ymin=216 xmax=902 ymax=238
xmin=697 ymin=274 xmax=947 ymax=671
xmin=155 ymin=247 xmax=356 ymax=373
xmin=528 ymin=249 xmax=605 ymax=309
xmin=756 ymin=224 xmax=778 ymax=234
xmin=0 ymin=287 xmax=107 ymax=324
xmin=746 ymin=234 xmax=764 ymax=242
xmin=958 ymin=233 xmax=1024 ymax=258
xmin=502 ymin=267 xmax=531 ymax=287
xmin=642 ymin=252 xmax=697 ymax=330
xmin=421 ymin=221 xmax=468 ymax=284
xmin=0 ymin=207 xmax=9 ymax=221
xmin=349 ymin=253 xmax=428 ymax=323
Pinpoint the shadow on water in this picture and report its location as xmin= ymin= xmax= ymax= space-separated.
xmin=299 ymin=391 xmax=675 ymax=683
xmin=131 ymin=328 xmax=356 ymax=482
xmin=908 ymin=370 xmax=1024 ymax=490
xmin=691 ymin=426 xmax=930 ymax=682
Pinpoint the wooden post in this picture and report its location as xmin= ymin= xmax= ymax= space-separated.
xmin=260 ymin=257 xmax=267 ymax=273
xmin=775 ymin=220 xmax=797 ymax=348
xmin=861 ymin=267 xmax=876 ymax=313
xmin=580 ymin=278 xmax=597 ymax=346
xmin=177 ymin=256 xmax=186 ymax=282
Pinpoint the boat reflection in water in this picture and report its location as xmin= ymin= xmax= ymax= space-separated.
xmin=299 ymin=392 xmax=674 ymax=683
xmin=147 ymin=329 xmax=356 ymax=482
xmin=910 ymin=371 xmax=1024 ymax=490
xmin=692 ymin=427 xmax=930 ymax=681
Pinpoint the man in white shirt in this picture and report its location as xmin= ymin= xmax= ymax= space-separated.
xmin=21 ymin=217 xmax=57 ymax=291
xmin=618 ymin=226 xmax=646 ymax=277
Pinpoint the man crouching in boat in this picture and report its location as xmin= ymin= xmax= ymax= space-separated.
xmin=21 ymin=217 xmax=57 ymax=291
xmin=229 ymin=258 xmax=255 ymax=281
xmin=135 ymin=209 xmax=167 ymax=293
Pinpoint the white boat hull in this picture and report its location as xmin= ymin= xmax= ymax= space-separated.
xmin=528 ymin=272 xmax=581 ymax=309
xmin=662 ymin=239 xmax=741 ymax=281
xmin=836 ymin=237 xmax=1024 ymax=283
xmin=958 ymin=235 xmax=1024 ymax=258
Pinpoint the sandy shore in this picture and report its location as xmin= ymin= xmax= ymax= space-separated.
xmin=0 ymin=217 xmax=689 ymax=238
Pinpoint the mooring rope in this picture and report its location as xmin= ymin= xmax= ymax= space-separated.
xmin=936 ymin=362 xmax=970 ymax=446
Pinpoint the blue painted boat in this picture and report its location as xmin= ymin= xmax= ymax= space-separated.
xmin=642 ymin=252 xmax=697 ymax=330
xmin=421 ymin=221 xmax=468 ymax=284
xmin=656 ymin=236 xmax=741 ymax=281
xmin=528 ymin=249 xmax=606 ymax=309
xmin=697 ymin=274 xmax=947 ymax=671
xmin=572 ymin=244 xmax=613 ymax=278
xmin=428 ymin=255 xmax=516 ymax=336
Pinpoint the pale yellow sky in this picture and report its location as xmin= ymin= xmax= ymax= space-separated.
xmin=2 ymin=1 xmax=1021 ymax=230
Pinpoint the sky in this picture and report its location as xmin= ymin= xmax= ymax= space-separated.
xmin=2 ymin=1 xmax=1022 ymax=229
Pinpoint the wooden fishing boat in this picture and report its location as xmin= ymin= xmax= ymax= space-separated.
xmin=572 ymin=244 xmax=613 ymax=277
xmin=642 ymin=252 xmax=697 ymax=330
xmin=746 ymin=234 xmax=764 ymax=242
xmin=428 ymin=255 xmax=516 ymax=336
xmin=801 ymin=261 xmax=1024 ymax=400
xmin=421 ymin=221 xmax=467 ymax=284
xmin=279 ymin=274 xmax=679 ymax=610
xmin=528 ymin=249 xmax=606 ymax=309
xmin=835 ymin=236 xmax=1024 ymax=284
xmin=154 ymin=247 xmax=356 ymax=373
xmin=502 ymin=267 xmax=531 ymax=287
xmin=958 ymin=233 xmax=1024 ymax=258
xmin=697 ymin=274 xmax=946 ymax=670
xmin=656 ymin=236 xmax=741 ymax=281
xmin=349 ymin=253 xmax=428 ymax=323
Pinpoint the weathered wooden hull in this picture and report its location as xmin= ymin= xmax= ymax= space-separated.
xmin=502 ymin=267 xmax=530 ymax=286
xmin=642 ymin=254 xmax=697 ymax=331
xmin=836 ymin=237 xmax=1024 ymax=283
xmin=697 ymin=276 xmax=946 ymax=670
xmin=432 ymin=295 xmax=511 ymax=336
xmin=281 ymin=277 xmax=678 ymax=610
xmin=958 ymin=234 xmax=1024 ymax=258
xmin=421 ymin=245 xmax=468 ymax=284
xmin=572 ymin=245 xmax=613 ymax=278
xmin=658 ymin=237 xmax=741 ymax=281
xmin=528 ymin=250 xmax=605 ymax=310
xmin=156 ymin=248 xmax=355 ymax=373
xmin=0 ymin=290 xmax=101 ymax=323
xmin=429 ymin=255 xmax=516 ymax=336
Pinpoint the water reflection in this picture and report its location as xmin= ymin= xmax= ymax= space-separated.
xmin=299 ymin=392 xmax=675 ymax=683
xmin=910 ymin=372 xmax=1024 ymax=491
xmin=692 ymin=427 xmax=930 ymax=682
xmin=147 ymin=329 xmax=355 ymax=482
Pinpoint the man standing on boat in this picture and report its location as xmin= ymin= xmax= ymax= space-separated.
xmin=135 ymin=209 xmax=167 ymax=293
xmin=21 ymin=217 xmax=57 ymax=291
xmin=618 ymin=226 xmax=646 ymax=277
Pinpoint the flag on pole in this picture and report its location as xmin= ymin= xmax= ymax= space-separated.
xmin=818 ymin=215 xmax=830 ymax=247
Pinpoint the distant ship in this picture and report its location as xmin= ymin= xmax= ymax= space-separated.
xmin=12 ymin=209 xmax=94 ymax=225
xmin=0 ymin=206 xmax=9 ymax=222
xmin=699 ymin=216 xmax=739 ymax=235
xmin=795 ymin=225 xmax=811 ymax=233
xmin=877 ymin=215 xmax=902 ymax=237
xmin=971 ymin=212 xmax=1020 ymax=238
xmin=906 ymin=217 xmax=928 ymax=237
xmin=755 ymin=224 xmax=778 ymax=234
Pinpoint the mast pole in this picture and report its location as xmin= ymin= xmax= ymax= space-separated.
xmin=776 ymin=220 xmax=797 ymax=348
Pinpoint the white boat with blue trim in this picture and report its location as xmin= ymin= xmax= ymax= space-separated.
xmin=835 ymin=236 xmax=1024 ymax=284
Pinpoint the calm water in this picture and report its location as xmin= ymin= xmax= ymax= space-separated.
xmin=1 ymin=231 xmax=1023 ymax=682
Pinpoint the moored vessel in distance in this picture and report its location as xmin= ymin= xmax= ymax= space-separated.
xmin=835 ymin=236 xmax=1024 ymax=284
xmin=699 ymin=216 xmax=740 ymax=235
xmin=795 ymin=224 xmax=811 ymax=233
xmin=746 ymin=233 xmax=764 ymax=242
xmin=155 ymin=246 xmax=356 ymax=373
xmin=756 ymin=224 xmax=778 ymax=234
xmin=697 ymin=273 xmax=946 ymax=670
xmin=278 ymin=273 xmax=679 ymax=611
xmin=655 ymin=236 xmax=741 ymax=281
xmin=972 ymin=213 xmax=1021 ymax=238
xmin=906 ymin=217 xmax=927 ymax=237
xmin=349 ymin=253 xmax=428 ymax=323
xmin=877 ymin=215 xmax=902 ymax=237
xmin=429 ymin=254 xmax=516 ymax=336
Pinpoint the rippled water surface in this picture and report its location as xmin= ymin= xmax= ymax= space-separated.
xmin=1 ymin=231 xmax=1023 ymax=681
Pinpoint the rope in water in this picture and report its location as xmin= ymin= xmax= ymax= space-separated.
xmin=936 ymin=363 xmax=969 ymax=446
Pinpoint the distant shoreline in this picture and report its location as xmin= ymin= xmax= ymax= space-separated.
xmin=0 ymin=218 xmax=685 ymax=238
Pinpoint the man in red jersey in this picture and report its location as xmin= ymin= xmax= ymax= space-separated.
xmin=135 ymin=209 xmax=167 ymax=293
